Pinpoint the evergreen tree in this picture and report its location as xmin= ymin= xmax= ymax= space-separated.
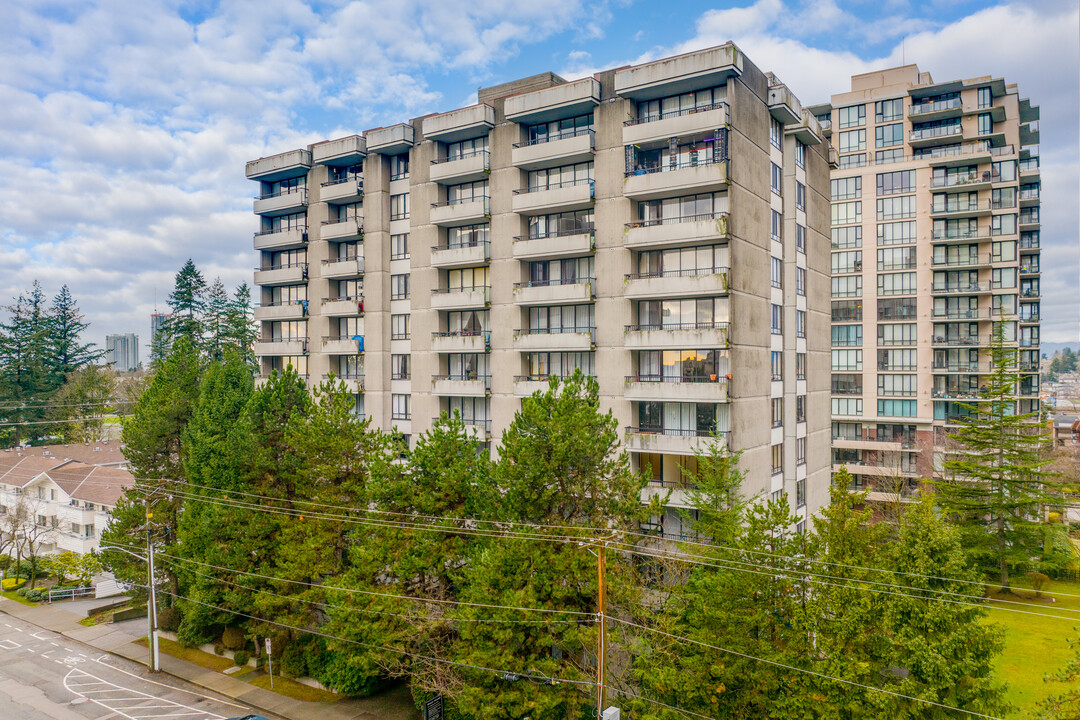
xmin=46 ymin=285 xmax=102 ymax=384
xmin=0 ymin=282 xmax=52 ymax=445
xmin=226 ymin=283 xmax=257 ymax=369
xmin=162 ymin=259 xmax=207 ymax=351
xmin=50 ymin=365 xmax=117 ymax=443
xmin=935 ymin=318 xmax=1056 ymax=589
xmin=202 ymin=278 xmax=231 ymax=363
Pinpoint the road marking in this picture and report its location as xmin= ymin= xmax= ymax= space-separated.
xmin=64 ymin=668 xmax=228 ymax=720
xmin=32 ymin=630 xmax=52 ymax=639
xmin=92 ymin=657 xmax=249 ymax=710
xmin=0 ymin=639 xmax=21 ymax=649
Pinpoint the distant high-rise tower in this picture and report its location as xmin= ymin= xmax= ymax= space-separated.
xmin=106 ymin=333 xmax=140 ymax=372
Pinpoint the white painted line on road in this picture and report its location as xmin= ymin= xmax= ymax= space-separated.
xmin=64 ymin=668 xmax=228 ymax=720
xmin=0 ymin=639 xmax=21 ymax=649
xmin=92 ymin=657 xmax=249 ymax=710
xmin=32 ymin=630 xmax=52 ymax=639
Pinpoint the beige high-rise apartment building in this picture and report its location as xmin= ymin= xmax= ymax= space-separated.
xmin=809 ymin=66 xmax=1041 ymax=498
xmin=245 ymin=43 xmax=833 ymax=532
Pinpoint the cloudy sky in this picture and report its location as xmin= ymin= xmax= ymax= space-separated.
xmin=1 ymin=0 xmax=1077 ymax=351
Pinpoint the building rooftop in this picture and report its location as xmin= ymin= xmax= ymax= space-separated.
xmin=5 ymin=443 xmax=129 ymax=467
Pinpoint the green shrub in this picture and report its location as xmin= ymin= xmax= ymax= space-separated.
xmin=232 ymin=650 xmax=249 ymax=667
xmin=25 ymin=590 xmax=43 ymax=602
xmin=0 ymin=577 xmax=22 ymax=591
xmin=0 ymin=555 xmax=11 ymax=571
xmin=16 ymin=587 xmax=28 ymax=597
xmin=157 ymin=607 xmax=181 ymax=632
xmin=280 ymin=643 xmax=308 ymax=678
xmin=221 ymin=626 xmax=246 ymax=651
xmin=213 ymin=644 xmax=225 ymax=656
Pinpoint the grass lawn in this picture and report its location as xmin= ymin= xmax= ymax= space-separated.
xmin=0 ymin=590 xmax=39 ymax=606
xmin=249 ymin=673 xmax=341 ymax=703
xmin=135 ymin=636 xmax=236 ymax=673
xmin=986 ymin=577 xmax=1080 ymax=718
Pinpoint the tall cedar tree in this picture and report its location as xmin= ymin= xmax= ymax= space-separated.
xmin=47 ymin=284 xmax=103 ymax=383
xmin=449 ymin=372 xmax=645 ymax=720
xmin=162 ymin=259 xmax=207 ymax=354
xmin=935 ymin=317 xmax=1056 ymax=589
xmin=0 ymin=282 xmax=52 ymax=444
xmin=202 ymin=278 xmax=232 ymax=363
xmin=227 ymin=283 xmax=258 ymax=370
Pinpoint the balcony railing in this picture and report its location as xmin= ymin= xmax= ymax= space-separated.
xmin=932 ymin=284 xmax=985 ymax=294
xmin=931 ymin=199 xmax=994 ymax=214
xmin=255 ymin=225 xmax=308 ymax=237
xmin=432 ymin=374 xmax=491 ymax=386
xmin=625 ymin=211 xmax=728 ymax=230
xmin=934 ymin=362 xmax=981 ymax=372
xmin=432 ymin=330 xmax=490 ymax=340
xmin=625 ymin=154 xmax=725 ymax=178
xmin=932 ymin=309 xmax=985 ymax=320
xmin=625 ymin=321 xmax=730 ymax=333
xmin=625 ymin=266 xmax=729 ymax=281
xmin=431 ymin=149 xmax=489 ymax=164
xmin=626 ymin=375 xmax=728 ymax=385
xmin=931 ymin=170 xmax=999 ymax=188
xmin=257 ymin=261 xmax=309 ymax=272
xmin=513 ymin=178 xmax=593 ymax=194
xmin=624 ymin=102 xmax=729 ymax=127
xmin=931 ymin=255 xmax=989 ymax=267
xmin=321 ymin=176 xmax=363 ymax=189
xmin=626 ymin=426 xmax=730 ymax=440
xmin=910 ymin=97 xmax=963 ymax=115
xmin=431 ymin=240 xmax=490 ymax=252
xmin=932 ymin=228 xmax=986 ymax=241
xmin=514 ymin=326 xmax=596 ymax=336
xmin=513 ymin=277 xmax=595 ymax=289
xmin=256 ymin=187 xmax=307 ymax=201
xmin=512 ymin=127 xmax=594 ymax=148
xmin=910 ymin=124 xmax=962 ymax=141
xmin=512 ymin=223 xmax=595 ymax=242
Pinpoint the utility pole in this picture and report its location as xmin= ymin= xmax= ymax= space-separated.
xmin=596 ymin=541 xmax=606 ymax=719
xmin=145 ymin=502 xmax=160 ymax=673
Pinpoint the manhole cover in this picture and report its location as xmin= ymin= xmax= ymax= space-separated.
xmin=70 ymin=697 xmax=89 ymax=705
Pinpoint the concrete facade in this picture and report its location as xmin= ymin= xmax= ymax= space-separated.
xmin=809 ymin=66 xmax=1041 ymax=502
xmin=105 ymin=333 xmax=139 ymax=372
xmin=245 ymin=43 xmax=833 ymax=532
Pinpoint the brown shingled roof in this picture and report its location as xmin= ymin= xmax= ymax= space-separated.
xmin=11 ymin=443 xmax=129 ymax=467
xmin=42 ymin=462 xmax=135 ymax=507
xmin=0 ymin=455 xmax=63 ymax=488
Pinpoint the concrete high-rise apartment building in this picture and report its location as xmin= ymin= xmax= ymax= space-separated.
xmin=105 ymin=333 xmax=140 ymax=372
xmin=246 ymin=43 xmax=833 ymax=530
xmin=809 ymin=66 xmax=1041 ymax=497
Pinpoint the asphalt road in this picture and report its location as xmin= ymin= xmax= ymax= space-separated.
xmin=0 ymin=614 xmax=262 ymax=720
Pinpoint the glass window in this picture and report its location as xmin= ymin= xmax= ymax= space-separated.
xmin=875 ymin=123 xmax=904 ymax=148
xmin=878 ymin=221 xmax=916 ymax=245
xmin=796 ymin=181 xmax=805 ymax=211
xmin=875 ymin=98 xmax=903 ymax=123
xmin=831 ymin=300 xmax=863 ymax=322
xmin=832 ymin=325 xmax=862 ymax=347
xmin=877 ymin=323 xmax=917 ymax=346
xmin=796 ymin=267 xmax=806 ymax=296
xmin=831 ymin=177 xmax=861 ymax=200
xmin=772 ymin=398 xmax=784 ymax=428
xmin=877 ymin=196 xmax=916 ymax=220
xmin=837 ymin=105 xmax=865 ymax=129
xmin=771 ymin=257 xmax=782 ymax=288
xmin=770 ymin=351 xmax=783 ymax=381
xmin=390 ymin=234 xmax=409 ymax=260
xmin=390 ymin=154 xmax=410 ymax=179
xmin=771 ymin=304 xmax=782 ymax=334
xmin=796 ymin=353 xmax=806 ymax=380
xmin=390 ymin=193 xmax=410 ymax=220
xmin=391 ymin=274 xmax=410 ymax=300
xmin=876 ymin=170 xmax=915 ymax=196
xmin=795 ymin=141 xmax=806 ymax=168
xmin=838 ymin=129 xmax=866 ymax=153
xmin=832 ymin=398 xmax=863 ymax=416
xmin=771 ymin=209 xmax=782 ymax=240
xmin=875 ymin=148 xmax=905 ymax=165
xmin=391 ymin=394 xmax=412 ymax=420
xmin=877 ymin=272 xmax=917 ymax=295
xmin=831 ymin=276 xmax=862 ymax=298
xmin=831 ymin=250 xmax=862 ymax=274
xmin=796 ymin=310 xmax=806 ymax=338
xmin=771 ymin=163 xmax=782 ymax=195
xmin=838 ymin=153 xmax=866 ymax=169
xmin=770 ymin=117 xmax=782 ymax=149
xmin=832 ymin=349 xmax=863 ymax=371
xmin=831 ymin=201 xmax=862 ymax=225
xmin=831 ymin=226 xmax=862 ymax=249
xmin=796 ymin=224 xmax=806 ymax=253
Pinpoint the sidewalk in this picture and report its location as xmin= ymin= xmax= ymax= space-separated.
xmin=0 ymin=598 xmax=417 ymax=720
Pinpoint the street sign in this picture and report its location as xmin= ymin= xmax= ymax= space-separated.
xmin=264 ymin=638 xmax=272 ymax=655
xmin=424 ymin=695 xmax=443 ymax=720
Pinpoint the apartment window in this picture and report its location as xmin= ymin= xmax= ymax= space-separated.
xmin=992 ymin=240 xmax=1017 ymax=263
xmin=875 ymin=98 xmax=903 ymax=123
xmin=795 ymin=141 xmax=806 ymax=169
xmin=877 ymin=170 xmax=915 ymax=196
xmin=993 ymin=159 xmax=1017 ymax=182
xmin=771 ymin=210 xmax=782 ymax=240
xmin=838 ymin=153 xmax=867 ymax=169
xmin=992 ymin=267 xmax=1017 ymax=290
xmin=832 ymin=250 xmax=862 ymax=274
xmin=771 ymin=444 xmax=784 ymax=474
xmin=875 ymin=123 xmax=904 ymax=148
xmin=390 ymin=273 xmax=410 ymax=300
xmin=837 ymin=105 xmax=865 ymax=129
xmin=832 ymin=373 xmax=863 ymax=395
xmin=878 ymin=221 xmax=917 ymax=246
xmin=831 ymin=226 xmax=862 ymax=249
xmin=879 ymin=297 xmax=916 ymax=320
xmin=390 ymin=154 xmax=410 ymax=180
xmin=878 ymin=348 xmax=917 ymax=371
xmin=391 ymin=314 xmax=410 ymax=340
xmin=445 ymin=135 xmax=488 ymax=161
xmin=992 ymin=187 xmax=1016 ymax=210
xmin=877 ymin=196 xmax=916 ymax=221
xmin=832 ymin=300 xmax=863 ymax=322
xmin=446 ymin=266 xmax=489 ymax=292
xmin=390 ymin=193 xmax=410 ymax=220
xmin=875 ymin=148 xmax=905 ymax=165
xmin=977 ymin=86 xmax=992 ymax=109
xmin=831 ymin=201 xmax=862 ymax=226
xmin=391 ymin=394 xmax=412 ymax=421
xmin=978 ymin=113 xmax=993 ymax=136
xmin=796 ymin=267 xmax=806 ymax=296
xmin=447 ymin=180 xmax=488 ymax=206
xmin=877 ymin=272 xmax=916 ymax=296
xmin=771 ymin=304 xmax=783 ymax=334
xmin=796 ymin=437 xmax=807 ymax=466
xmin=831 ymin=325 xmax=862 ymax=347
xmin=770 ymin=117 xmax=782 ymax=149
xmin=796 ymin=395 xmax=806 ymax=423
xmin=878 ymin=323 xmax=917 ymax=346
xmin=796 ymin=224 xmax=806 ymax=253
xmin=795 ymin=181 xmax=805 ymax=211
xmin=878 ymin=399 xmax=917 ymax=417
xmin=391 ymin=354 xmax=411 ymax=380
xmin=878 ymin=374 xmax=917 ymax=397
xmin=771 ymin=398 xmax=784 ymax=428
xmin=528 ymin=113 xmax=594 ymax=143
xmin=796 ymin=310 xmax=806 ymax=338
xmin=771 ymin=163 xmax=782 ymax=195
xmin=838 ymin=129 xmax=866 ymax=153
xmin=831 ymin=177 xmax=861 ymax=201
xmin=770 ymin=351 xmax=783 ymax=381
xmin=877 ymin=247 xmax=916 ymax=271
xmin=796 ymin=353 xmax=806 ymax=380
xmin=832 ymin=349 xmax=863 ymax=371
xmin=831 ymin=276 xmax=862 ymax=298
xmin=832 ymin=398 xmax=863 ymax=416
xmin=390 ymin=233 xmax=409 ymax=260
xmin=992 ymin=214 xmax=1017 ymax=236
xmin=528 ymin=162 xmax=594 ymax=191
xmin=771 ymin=257 xmax=782 ymax=288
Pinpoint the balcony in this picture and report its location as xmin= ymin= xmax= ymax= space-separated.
xmin=933 ymin=362 xmax=983 ymax=373
xmin=1019 ymin=188 xmax=1040 ymax=207
xmin=513 ymin=376 xmax=554 ymax=398
xmin=924 ymin=140 xmax=992 ymax=167
xmin=254 ymin=263 xmax=307 ymax=286
xmin=1019 ymin=158 xmax=1040 ymax=178
xmin=430 ymin=151 xmax=490 ymax=185
xmin=512 ymin=130 xmax=595 ymax=171
xmin=512 ymin=328 xmax=595 ymax=352
xmin=432 ymin=375 xmax=490 ymax=397
xmin=624 ymin=376 xmax=729 ymax=403
xmin=511 ymin=180 xmax=594 ymax=215
xmin=1020 ymin=288 xmax=1040 ymax=300
xmin=323 ymin=374 xmax=364 ymax=394
xmin=832 ymin=435 xmax=916 ymax=452
xmin=930 ymin=254 xmax=990 ymax=269
xmin=930 ymin=283 xmax=989 ymax=296
xmin=512 ymin=278 xmax=594 ymax=307
xmin=512 ymin=229 xmax=594 ymax=261
xmin=909 ymin=97 xmax=963 ymax=121
xmin=930 ymin=170 xmax=998 ymax=191
xmin=254 ymin=227 xmax=307 ymax=251
xmin=1019 ymin=263 xmax=1040 ymax=276
xmin=321 ymin=218 xmax=363 ymax=241
xmin=1019 ymin=211 xmax=1040 ymax=230
xmin=321 ymin=296 xmax=364 ymax=317
xmin=930 ymin=199 xmax=992 ymax=218
xmin=931 ymin=309 xmax=988 ymax=321
xmin=931 ymin=335 xmax=988 ymax=347
xmin=430 ymin=286 xmax=489 ymax=311
xmin=255 ymin=338 xmax=307 ymax=356
xmin=623 ymin=103 xmax=729 ymax=147
xmin=931 ymin=227 xmax=990 ymax=244
xmin=247 ymin=149 xmax=312 ymax=182
xmin=423 ymin=103 xmax=495 ymax=142
xmin=1020 ymin=233 xmax=1040 ymax=251
xmin=430 ymin=241 xmax=489 ymax=269
xmin=366 ymin=123 xmax=415 ymax=155
xmin=430 ymin=197 xmax=489 ymax=227
xmin=431 ymin=331 xmax=489 ymax=354
xmin=833 ymin=463 xmax=918 ymax=478
xmin=623 ymin=322 xmax=730 ymax=349
xmin=457 ymin=419 xmax=491 ymax=443
xmin=624 ymin=157 xmax=728 ymax=200
xmin=909 ymin=124 xmax=963 ymax=147
xmin=624 ymin=213 xmax=730 ymax=249
xmin=321 ymin=256 xmax=364 ymax=279
xmin=624 ymin=427 xmax=728 ymax=456
xmin=322 ymin=336 xmax=364 ymax=355
xmin=312 ymin=135 xmax=365 ymax=166
xmin=320 ymin=178 xmax=363 ymax=205
xmin=253 ymin=302 xmax=307 ymax=322
xmin=254 ymin=187 xmax=308 ymax=216
xmin=624 ymin=268 xmax=729 ymax=300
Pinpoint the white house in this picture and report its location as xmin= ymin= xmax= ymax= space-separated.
xmin=0 ymin=453 xmax=135 ymax=556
